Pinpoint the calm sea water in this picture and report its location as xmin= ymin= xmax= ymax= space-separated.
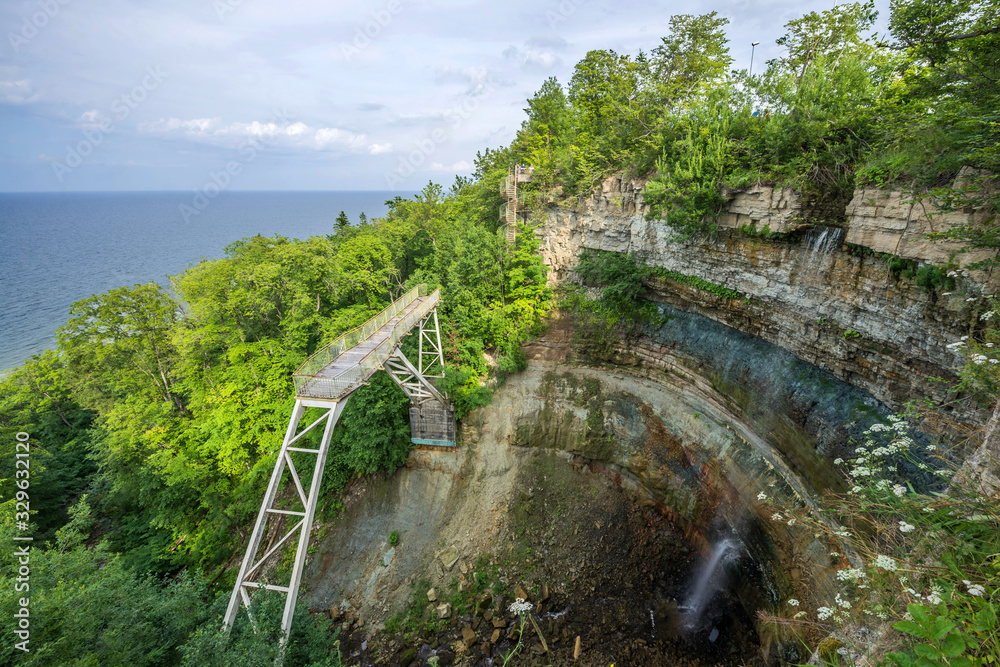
xmin=0 ymin=191 xmax=408 ymax=372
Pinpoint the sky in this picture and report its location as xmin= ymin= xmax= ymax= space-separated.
xmin=0 ymin=0 xmax=891 ymax=192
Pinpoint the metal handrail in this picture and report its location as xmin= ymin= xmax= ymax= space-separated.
xmin=292 ymin=285 xmax=440 ymax=400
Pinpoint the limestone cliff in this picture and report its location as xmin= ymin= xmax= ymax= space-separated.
xmin=536 ymin=175 xmax=995 ymax=421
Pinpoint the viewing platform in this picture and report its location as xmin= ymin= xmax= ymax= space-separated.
xmin=293 ymin=285 xmax=441 ymax=402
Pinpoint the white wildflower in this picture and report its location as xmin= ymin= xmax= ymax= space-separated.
xmin=947 ymin=271 xmax=958 ymax=278
xmin=817 ymin=606 xmax=834 ymax=620
xmin=967 ymin=297 xmax=977 ymax=302
xmin=898 ymin=521 xmax=916 ymax=533
xmin=834 ymin=458 xmax=844 ymax=465
xmin=508 ymin=598 xmax=533 ymax=615
xmin=835 ymin=593 xmax=851 ymax=610
xmin=965 ymin=582 xmax=986 ymax=597
xmin=988 ymin=343 xmax=995 ymax=348
xmin=771 ymin=513 xmax=783 ymax=521
xmin=893 ymin=484 xmax=907 ymax=497
xmin=962 ymin=336 xmax=970 ymax=341
xmin=926 ymin=591 xmax=943 ymax=605
xmin=757 ymin=492 xmax=767 ymax=501
xmin=787 ymin=518 xmax=796 ymax=526
xmin=851 ymin=485 xmax=863 ymax=493
xmin=829 ymin=552 xmax=841 ymax=557
xmin=981 ymin=310 xmax=996 ymax=321
xmin=874 ymin=555 xmax=898 ymax=571
xmin=788 ymin=599 xmax=799 ymax=607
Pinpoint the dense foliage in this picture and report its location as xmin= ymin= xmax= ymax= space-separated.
xmin=2 ymin=0 xmax=999 ymax=662
xmin=504 ymin=1 xmax=997 ymax=246
xmin=0 ymin=176 xmax=550 ymax=663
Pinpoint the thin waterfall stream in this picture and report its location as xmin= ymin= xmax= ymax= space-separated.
xmin=681 ymin=537 xmax=739 ymax=630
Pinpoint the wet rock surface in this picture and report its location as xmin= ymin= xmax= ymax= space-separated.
xmin=328 ymin=449 xmax=758 ymax=666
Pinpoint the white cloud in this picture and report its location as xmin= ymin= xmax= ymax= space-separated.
xmin=503 ymin=45 xmax=560 ymax=69
xmin=78 ymin=109 xmax=112 ymax=129
xmin=0 ymin=79 xmax=37 ymax=105
xmin=429 ymin=160 xmax=472 ymax=171
xmin=138 ymin=116 xmax=383 ymax=154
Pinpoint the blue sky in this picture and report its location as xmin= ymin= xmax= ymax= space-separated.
xmin=0 ymin=0 xmax=890 ymax=192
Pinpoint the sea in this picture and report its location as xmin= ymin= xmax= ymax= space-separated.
xmin=0 ymin=191 xmax=410 ymax=372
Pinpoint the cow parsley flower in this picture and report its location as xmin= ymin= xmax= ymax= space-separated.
xmin=757 ymin=492 xmax=767 ymax=501
xmin=817 ymin=606 xmax=834 ymax=620
xmin=788 ymin=599 xmax=799 ymax=607
xmin=898 ymin=521 xmax=915 ymax=533
xmin=981 ymin=310 xmax=996 ymax=321
xmin=963 ymin=581 xmax=986 ymax=597
xmin=834 ymin=458 xmax=844 ymax=465
xmin=874 ymin=555 xmax=897 ymax=571
xmin=771 ymin=513 xmax=782 ymax=521
xmin=509 ymin=598 xmax=533 ymax=615
xmin=893 ymin=484 xmax=907 ymax=497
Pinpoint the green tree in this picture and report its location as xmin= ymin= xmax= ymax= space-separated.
xmin=334 ymin=210 xmax=350 ymax=231
xmin=650 ymin=12 xmax=732 ymax=105
xmin=57 ymin=282 xmax=185 ymax=413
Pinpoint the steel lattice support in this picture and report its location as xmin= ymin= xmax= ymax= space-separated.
xmin=386 ymin=309 xmax=456 ymax=446
xmin=418 ymin=309 xmax=445 ymax=378
xmin=222 ymin=397 xmax=347 ymax=652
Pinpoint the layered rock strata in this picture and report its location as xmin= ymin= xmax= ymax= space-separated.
xmin=537 ymin=175 xmax=992 ymax=420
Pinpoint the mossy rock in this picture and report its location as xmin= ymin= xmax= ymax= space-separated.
xmin=817 ymin=636 xmax=843 ymax=664
xmin=399 ymin=647 xmax=418 ymax=667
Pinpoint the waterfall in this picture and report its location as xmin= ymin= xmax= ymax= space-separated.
xmin=803 ymin=225 xmax=844 ymax=263
xmin=681 ymin=538 xmax=738 ymax=629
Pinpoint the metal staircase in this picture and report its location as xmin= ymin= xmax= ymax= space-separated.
xmin=499 ymin=164 xmax=533 ymax=244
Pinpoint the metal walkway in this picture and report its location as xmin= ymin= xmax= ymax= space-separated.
xmin=223 ymin=283 xmax=456 ymax=656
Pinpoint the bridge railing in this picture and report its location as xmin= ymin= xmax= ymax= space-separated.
xmin=292 ymin=284 xmax=440 ymax=400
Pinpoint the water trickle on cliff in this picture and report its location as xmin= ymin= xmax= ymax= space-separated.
xmin=804 ymin=225 xmax=845 ymax=262
xmin=681 ymin=538 xmax=740 ymax=630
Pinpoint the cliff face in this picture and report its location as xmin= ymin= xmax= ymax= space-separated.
xmin=537 ymin=175 xmax=993 ymax=420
